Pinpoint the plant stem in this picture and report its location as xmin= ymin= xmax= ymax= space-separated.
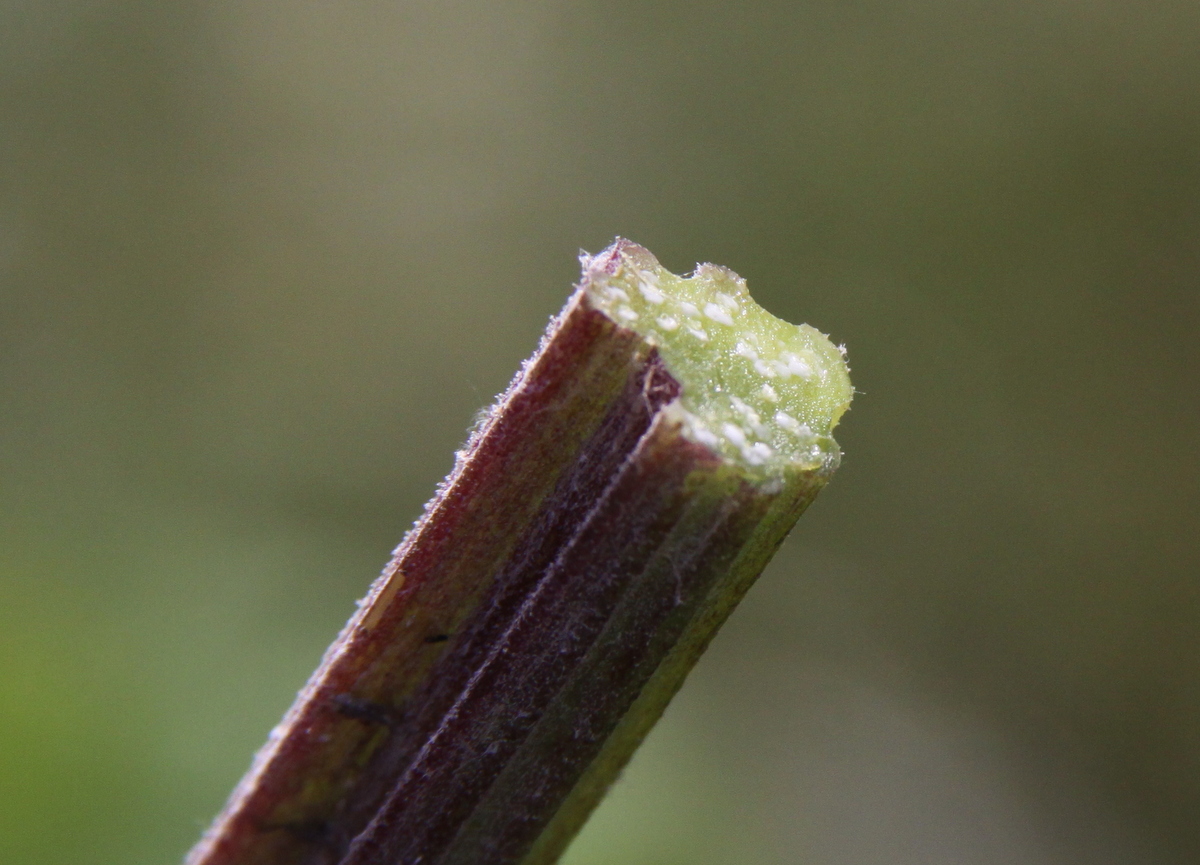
xmin=186 ymin=239 xmax=852 ymax=865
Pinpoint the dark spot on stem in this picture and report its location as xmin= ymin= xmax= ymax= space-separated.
xmin=331 ymin=693 xmax=399 ymax=727
xmin=261 ymin=818 xmax=332 ymax=847
xmin=423 ymin=633 xmax=451 ymax=644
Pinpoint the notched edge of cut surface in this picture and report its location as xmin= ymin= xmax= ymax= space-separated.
xmin=582 ymin=238 xmax=852 ymax=479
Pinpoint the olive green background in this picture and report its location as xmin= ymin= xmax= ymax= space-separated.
xmin=3 ymin=2 xmax=1198 ymax=863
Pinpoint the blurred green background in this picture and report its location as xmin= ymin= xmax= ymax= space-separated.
xmin=2 ymin=2 xmax=1198 ymax=863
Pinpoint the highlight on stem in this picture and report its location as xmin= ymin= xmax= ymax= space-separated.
xmin=186 ymin=239 xmax=853 ymax=865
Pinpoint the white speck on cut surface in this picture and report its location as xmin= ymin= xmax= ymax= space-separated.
xmin=774 ymin=412 xmax=814 ymax=440
xmin=754 ymin=359 xmax=777 ymax=378
xmin=721 ymin=422 xmax=747 ymax=447
xmin=775 ymin=411 xmax=801 ymax=433
xmin=617 ymin=306 xmax=639 ymax=321
xmin=748 ymin=442 xmax=773 ymax=461
xmin=605 ymin=286 xmax=630 ymax=302
xmin=656 ymin=315 xmax=679 ymax=331
xmin=692 ymin=426 xmax=720 ymax=448
xmin=735 ymin=341 xmax=759 ymax=360
xmin=715 ymin=291 xmax=739 ymax=311
xmin=730 ymin=396 xmax=761 ymax=426
xmin=687 ymin=326 xmax=709 ymax=342
xmin=838 ymin=343 xmax=848 ymax=356
xmin=704 ymin=303 xmax=734 ymax=326
xmin=761 ymin=383 xmax=778 ymax=402
xmin=679 ymin=301 xmax=700 ymax=317
xmin=638 ymin=280 xmax=665 ymax=304
xmin=783 ymin=353 xmax=813 ymax=379
xmin=773 ymin=358 xmax=808 ymax=379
